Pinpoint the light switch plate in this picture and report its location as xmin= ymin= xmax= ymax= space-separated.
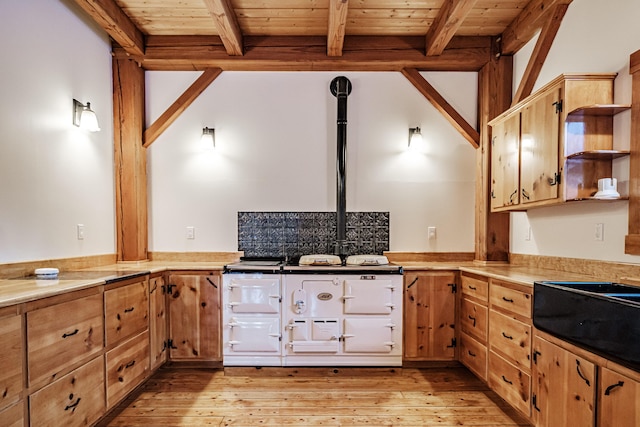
xmin=186 ymin=226 xmax=195 ymax=239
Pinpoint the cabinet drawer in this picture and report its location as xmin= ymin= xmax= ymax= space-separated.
xmin=490 ymin=281 xmax=531 ymax=318
xmin=459 ymin=332 xmax=487 ymax=381
xmin=29 ymin=356 xmax=105 ymax=427
xmin=0 ymin=400 xmax=25 ymax=427
xmin=489 ymin=351 xmax=531 ymax=417
xmin=105 ymin=280 xmax=149 ymax=346
xmin=461 ymin=274 xmax=488 ymax=303
xmin=489 ymin=310 xmax=531 ymax=369
xmin=0 ymin=314 xmax=23 ymax=411
xmin=106 ymin=330 xmax=150 ymax=409
xmin=460 ymin=297 xmax=488 ymax=342
xmin=27 ymin=293 xmax=104 ymax=387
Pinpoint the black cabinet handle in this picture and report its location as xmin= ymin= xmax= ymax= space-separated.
xmin=206 ymin=277 xmax=218 ymax=288
xmin=407 ymin=277 xmax=419 ymax=289
xmin=502 ymin=297 xmax=514 ymax=303
xmin=509 ymin=189 xmax=518 ymax=204
xmin=502 ymin=332 xmax=513 ymax=340
xmin=501 ymin=375 xmax=513 ymax=385
xmin=124 ymin=307 xmax=135 ymax=313
xmin=575 ymin=360 xmax=591 ymax=387
xmin=125 ymin=360 xmax=136 ymax=369
xmin=468 ymin=350 xmax=476 ymax=357
xmin=468 ymin=315 xmax=476 ymax=327
xmin=604 ymin=381 xmax=624 ymax=396
xmin=65 ymin=397 xmax=81 ymax=412
xmin=468 ymin=285 xmax=477 ymax=290
xmin=62 ymin=329 xmax=79 ymax=339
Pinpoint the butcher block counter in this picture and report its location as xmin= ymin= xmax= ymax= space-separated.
xmin=0 ymin=260 xmax=620 ymax=309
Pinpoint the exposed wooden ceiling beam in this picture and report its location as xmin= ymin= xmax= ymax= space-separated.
xmin=327 ymin=0 xmax=349 ymax=56
xmin=401 ymin=68 xmax=480 ymax=148
xmin=202 ymin=0 xmax=244 ymax=56
xmin=512 ymin=4 xmax=568 ymax=105
xmin=501 ymin=0 xmax=572 ymax=55
xmin=143 ymin=68 xmax=223 ymax=148
xmin=115 ymin=35 xmax=492 ymax=72
xmin=69 ymin=0 xmax=145 ymax=56
xmin=425 ymin=0 xmax=479 ymax=56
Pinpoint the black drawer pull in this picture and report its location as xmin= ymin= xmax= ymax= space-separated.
xmin=502 ymin=297 xmax=514 ymax=303
xmin=65 ymin=397 xmax=81 ymax=412
xmin=125 ymin=360 xmax=136 ymax=369
xmin=502 ymin=375 xmax=513 ymax=385
xmin=604 ymin=381 xmax=624 ymax=396
xmin=502 ymin=332 xmax=513 ymax=340
xmin=468 ymin=315 xmax=476 ymax=327
xmin=407 ymin=277 xmax=419 ymax=289
xmin=467 ymin=350 xmax=476 ymax=357
xmin=206 ymin=277 xmax=218 ymax=288
xmin=468 ymin=285 xmax=477 ymax=290
xmin=124 ymin=307 xmax=135 ymax=313
xmin=62 ymin=329 xmax=79 ymax=339
xmin=575 ymin=360 xmax=590 ymax=387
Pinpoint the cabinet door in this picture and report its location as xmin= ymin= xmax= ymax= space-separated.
xmin=27 ymin=293 xmax=104 ymax=388
xmin=598 ymin=367 xmax=640 ymax=427
xmin=520 ymin=88 xmax=561 ymax=205
xmin=491 ymin=114 xmax=520 ymax=210
xmin=0 ymin=313 xmax=23 ymax=412
xmin=104 ymin=279 xmax=149 ymax=347
xmin=29 ymin=356 xmax=105 ymax=427
xmin=168 ymin=273 xmax=221 ymax=361
xmin=532 ymin=336 xmax=595 ymax=427
xmin=403 ymin=271 xmax=456 ymax=361
xmin=149 ymin=275 xmax=167 ymax=371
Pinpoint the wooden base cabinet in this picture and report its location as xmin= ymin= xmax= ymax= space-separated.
xmin=531 ymin=336 xmax=595 ymax=427
xmin=29 ymin=356 xmax=105 ymax=427
xmin=168 ymin=272 xmax=221 ymax=362
xmin=0 ymin=310 xmax=23 ymax=414
xmin=403 ymin=271 xmax=456 ymax=361
xmin=0 ymin=400 xmax=25 ymax=427
xmin=458 ymin=273 xmax=489 ymax=380
xmin=149 ymin=274 xmax=168 ymax=371
xmin=105 ymin=331 xmax=150 ymax=408
xmin=598 ymin=367 xmax=640 ymax=427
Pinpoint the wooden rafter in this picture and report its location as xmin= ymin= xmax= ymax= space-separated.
xmin=69 ymin=0 xmax=144 ymax=56
xmin=501 ymin=0 xmax=572 ymax=55
xmin=512 ymin=4 xmax=568 ymax=105
xmin=425 ymin=0 xmax=478 ymax=56
xmin=401 ymin=68 xmax=480 ymax=148
xmin=327 ymin=0 xmax=349 ymax=56
xmin=143 ymin=68 xmax=223 ymax=148
xmin=202 ymin=0 xmax=244 ymax=56
xmin=115 ymin=36 xmax=492 ymax=72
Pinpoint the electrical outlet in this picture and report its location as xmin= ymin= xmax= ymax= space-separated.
xmin=427 ymin=226 xmax=437 ymax=240
xmin=595 ymin=223 xmax=604 ymax=241
xmin=186 ymin=226 xmax=195 ymax=240
xmin=77 ymin=224 xmax=85 ymax=240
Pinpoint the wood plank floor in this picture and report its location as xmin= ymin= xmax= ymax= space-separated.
xmin=99 ymin=366 xmax=532 ymax=426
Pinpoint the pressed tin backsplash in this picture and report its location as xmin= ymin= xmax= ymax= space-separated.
xmin=238 ymin=211 xmax=390 ymax=258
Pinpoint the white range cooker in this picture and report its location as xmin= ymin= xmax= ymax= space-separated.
xmin=222 ymin=255 xmax=403 ymax=367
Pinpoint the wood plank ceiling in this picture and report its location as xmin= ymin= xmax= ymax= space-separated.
xmin=71 ymin=0 xmax=572 ymax=72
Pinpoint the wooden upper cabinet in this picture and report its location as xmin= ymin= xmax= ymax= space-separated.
xmin=491 ymin=114 xmax=520 ymax=210
xmin=489 ymin=73 xmax=625 ymax=211
xmin=520 ymin=88 xmax=561 ymax=205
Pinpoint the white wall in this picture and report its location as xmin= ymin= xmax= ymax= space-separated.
xmin=510 ymin=0 xmax=640 ymax=263
xmin=146 ymin=71 xmax=478 ymax=253
xmin=0 ymin=0 xmax=115 ymax=263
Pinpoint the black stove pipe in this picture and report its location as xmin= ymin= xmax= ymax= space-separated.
xmin=330 ymin=76 xmax=352 ymax=257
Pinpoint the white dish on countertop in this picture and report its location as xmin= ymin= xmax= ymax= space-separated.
xmin=34 ymin=267 xmax=59 ymax=279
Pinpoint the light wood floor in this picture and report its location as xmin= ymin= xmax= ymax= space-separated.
xmin=100 ymin=366 xmax=532 ymax=426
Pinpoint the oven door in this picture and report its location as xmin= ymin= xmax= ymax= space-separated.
xmin=226 ymin=277 xmax=281 ymax=313
xmin=227 ymin=317 xmax=281 ymax=352
xmin=343 ymin=279 xmax=395 ymax=314
xmin=342 ymin=317 xmax=396 ymax=353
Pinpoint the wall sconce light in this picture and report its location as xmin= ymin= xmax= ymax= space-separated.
xmin=408 ymin=127 xmax=422 ymax=147
xmin=201 ymin=127 xmax=215 ymax=149
xmin=73 ymin=99 xmax=100 ymax=132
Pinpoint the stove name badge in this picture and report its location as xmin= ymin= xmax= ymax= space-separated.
xmin=317 ymin=292 xmax=333 ymax=301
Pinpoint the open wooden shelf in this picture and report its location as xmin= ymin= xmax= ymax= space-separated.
xmin=566 ymin=150 xmax=630 ymax=160
xmin=567 ymin=104 xmax=631 ymax=117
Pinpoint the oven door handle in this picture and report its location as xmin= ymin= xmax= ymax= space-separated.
xmin=342 ymin=295 xmax=355 ymax=299
xmin=385 ymin=303 xmax=395 ymax=309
